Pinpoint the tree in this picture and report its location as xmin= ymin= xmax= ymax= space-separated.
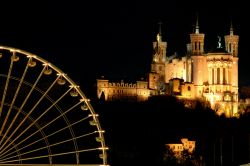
xmin=162 ymin=146 xmax=178 ymax=166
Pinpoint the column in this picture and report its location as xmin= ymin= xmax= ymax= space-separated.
xmin=220 ymin=67 xmax=223 ymax=84
xmin=214 ymin=68 xmax=217 ymax=84
xmin=228 ymin=68 xmax=231 ymax=85
xmin=208 ymin=68 xmax=212 ymax=84
xmin=225 ymin=68 xmax=228 ymax=84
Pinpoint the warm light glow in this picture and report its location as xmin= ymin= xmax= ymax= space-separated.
xmin=89 ymin=114 xmax=99 ymax=117
xmin=98 ymin=147 xmax=109 ymax=150
xmin=27 ymin=54 xmax=37 ymax=58
xmin=209 ymin=93 xmax=215 ymax=107
xmin=96 ymin=22 xmax=240 ymax=118
xmin=166 ymin=138 xmax=196 ymax=158
xmin=95 ymin=130 xmax=105 ymax=133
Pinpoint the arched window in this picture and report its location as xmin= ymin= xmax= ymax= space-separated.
xmin=217 ymin=68 xmax=220 ymax=84
xmin=223 ymin=68 xmax=226 ymax=84
xmin=212 ymin=68 xmax=214 ymax=84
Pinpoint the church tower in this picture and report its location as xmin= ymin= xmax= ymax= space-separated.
xmin=224 ymin=22 xmax=239 ymax=104
xmin=224 ymin=22 xmax=239 ymax=57
xmin=190 ymin=15 xmax=206 ymax=97
xmin=190 ymin=17 xmax=205 ymax=55
xmin=149 ymin=22 xmax=167 ymax=92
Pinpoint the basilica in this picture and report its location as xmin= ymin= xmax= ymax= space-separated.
xmin=97 ymin=18 xmax=239 ymax=117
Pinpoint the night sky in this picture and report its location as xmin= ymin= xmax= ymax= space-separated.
xmin=0 ymin=0 xmax=249 ymax=97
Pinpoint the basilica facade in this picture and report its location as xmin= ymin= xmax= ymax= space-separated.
xmin=97 ymin=19 xmax=239 ymax=117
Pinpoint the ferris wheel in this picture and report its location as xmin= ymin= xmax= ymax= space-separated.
xmin=0 ymin=46 xmax=108 ymax=165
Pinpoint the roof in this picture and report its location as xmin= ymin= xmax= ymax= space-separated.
xmin=208 ymin=47 xmax=228 ymax=54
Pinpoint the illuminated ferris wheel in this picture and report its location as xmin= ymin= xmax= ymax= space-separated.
xmin=0 ymin=46 xmax=108 ymax=165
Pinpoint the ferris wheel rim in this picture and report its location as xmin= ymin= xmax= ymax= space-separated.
xmin=0 ymin=45 xmax=108 ymax=165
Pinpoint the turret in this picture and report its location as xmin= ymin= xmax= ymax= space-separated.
xmin=152 ymin=22 xmax=167 ymax=64
xmin=190 ymin=14 xmax=206 ymax=97
xmin=224 ymin=21 xmax=239 ymax=56
xmin=189 ymin=14 xmax=205 ymax=55
xmin=149 ymin=22 xmax=167 ymax=91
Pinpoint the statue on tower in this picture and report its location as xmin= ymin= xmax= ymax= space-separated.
xmin=217 ymin=36 xmax=222 ymax=48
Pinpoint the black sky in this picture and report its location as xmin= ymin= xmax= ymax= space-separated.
xmin=0 ymin=0 xmax=249 ymax=97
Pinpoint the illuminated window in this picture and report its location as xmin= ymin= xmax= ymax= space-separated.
xmin=224 ymin=95 xmax=231 ymax=101
xmin=223 ymin=68 xmax=226 ymax=84
xmin=217 ymin=68 xmax=220 ymax=84
xmin=212 ymin=68 xmax=214 ymax=84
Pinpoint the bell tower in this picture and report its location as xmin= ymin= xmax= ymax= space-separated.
xmin=190 ymin=15 xmax=205 ymax=55
xmin=190 ymin=14 xmax=206 ymax=97
xmin=224 ymin=21 xmax=239 ymax=57
xmin=151 ymin=22 xmax=167 ymax=67
xmin=149 ymin=22 xmax=167 ymax=91
xmin=224 ymin=21 xmax=239 ymax=107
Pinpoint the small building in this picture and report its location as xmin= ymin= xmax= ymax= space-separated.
xmin=166 ymin=138 xmax=196 ymax=158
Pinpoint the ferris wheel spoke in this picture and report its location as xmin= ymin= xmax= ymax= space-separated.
xmin=0 ymin=147 xmax=101 ymax=164
xmin=0 ymin=130 xmax=98 ymax=162
xmin=0 ymin=87 xmax=69 ymax=156
xmin=0 ymin=46 xmax=108 ymax=165
xmin=33 ymin=122 xmax=53 ymax=164
xmin=0 ymin=100 xmax=84 ymax=159
xmin=0 ymin=100 xmax=85 ymax=161
xmin=2 ymin=86 xmax=73 ymax=150
xmin=36 ymin=115 xmax=91 ymax=147
xmin=0 ymin=107 xmax=53 ymax=160
xmin=0 ymin=66 xmax=47 ymax=148
xmin=0 ymin=59 xmax=30 ymax=138
xmin=0 ymin=53 xmax=15 ymax=118
xmin=0 ymin=75 xmax=60 ymax=152
xmin=0 ymin=135 xmax=22 ymax=163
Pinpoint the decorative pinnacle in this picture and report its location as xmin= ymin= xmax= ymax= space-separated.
xmin=158 ymin=22 xmax=162 ymax=35
xmin=157 ymin=22 xmax=162 ymax=42
xmin=195 ymin=13 xmax=199 ymax=34
xmin=230 ymin=20 xmax=234 ymax=36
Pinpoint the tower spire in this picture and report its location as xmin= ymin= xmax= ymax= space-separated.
xmin=224 ymin=18 xmax=239 ymax=57
xmin=157 ymin=22 xmax=162 ymax=42
xmin=190 ymin=12 xmax=205 ymax=55
xmin=230 ymin=20 xmax=234 ymax=36
xmin=158 ymin=21 xmax=162 ymax=35
xmin=195 ymin=13 xmax=199 ymax=34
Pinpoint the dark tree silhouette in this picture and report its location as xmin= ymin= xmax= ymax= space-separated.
xmin=93 ymin=95 xmax=250 ymax=166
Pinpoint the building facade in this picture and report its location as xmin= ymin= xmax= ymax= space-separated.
xmin=166 ymin=138 xmax=196 ymax=158
xmin=97 ymin=78 xmax=150 ymax=102
xmin=97 ymin=19 xmax=240 ymax=117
